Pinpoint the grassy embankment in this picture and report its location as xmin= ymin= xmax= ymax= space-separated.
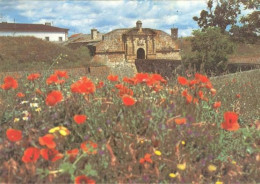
xmin=0 ymin=36 xmax=94 ymax=72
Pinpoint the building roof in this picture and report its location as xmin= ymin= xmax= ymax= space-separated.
xmin=0 ymin=22 xmax=69 ymax=33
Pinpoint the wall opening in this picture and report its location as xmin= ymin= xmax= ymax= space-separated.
xmin=137 ymin=48 xmax=145 ymax=59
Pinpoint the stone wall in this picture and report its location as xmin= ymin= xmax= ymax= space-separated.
xmin=156 ymin=51 xmax=181 ymax=60
xmin=135 ymin=59 xmax=182 ymax=78
xmin=96 ymin=29 xmax=128 ymax=52
xmin=155 ymin=30 xmax=177 ymax=51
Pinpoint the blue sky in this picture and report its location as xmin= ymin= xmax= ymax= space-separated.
xmin=0 ymin=0 xmax=252 ymax=37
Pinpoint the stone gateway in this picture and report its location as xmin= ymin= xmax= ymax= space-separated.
xmin=93 ymin=20 xmax=181 ymax=63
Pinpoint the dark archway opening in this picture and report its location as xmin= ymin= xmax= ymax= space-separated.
xmin=137 ymin=48 xmax=145 ymax=59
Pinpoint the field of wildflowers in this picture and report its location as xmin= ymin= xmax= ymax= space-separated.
xmin=0 ymin=69 xmax=259 ymax=183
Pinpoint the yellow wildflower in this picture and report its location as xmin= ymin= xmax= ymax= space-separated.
xmin=22 ymin=116 xmax=29 ymax=121
xmin=49 ymin=126 xmax=70 ymax=136
xmin=35 ymin=107 xmax=41 ymax=112
xmin=154 ymin=150 xmax=162 ymax=156
xmin=177 ymin=163 xmax=186 ymax=170
xmin=208 ymin=164 xmax=217 ymax=172
xmin=216 ymin=181 xmax=223 ymax=184
xmin=14 ymin=118 xmax=20 ymax=123
xmin=231 ymin=160 xmax=236 ymax=165
xmin=181 ymin=141 xmax=185 ymax=145
xmin=169 ymin=172 xmax=178 ymax=178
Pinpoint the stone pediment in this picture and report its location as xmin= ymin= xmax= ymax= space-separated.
xmin=124 ymin=28 xmax=157 ymax=36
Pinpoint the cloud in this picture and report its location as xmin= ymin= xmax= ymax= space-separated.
xmin=0 ymin=0 xmax=208 ymax=36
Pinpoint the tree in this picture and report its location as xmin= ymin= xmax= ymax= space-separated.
xmin=182 ymin=27 xmax=234 ymax=75
xmin=229 ymin=11 xmax=260 ymax=43
xmin=193 ymin=0 xmax=241 ymax=33
xmin=193 ymin=0 xmax=259 ymax=33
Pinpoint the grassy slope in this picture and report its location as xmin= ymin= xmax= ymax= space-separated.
xmin=211 ymin=69 xmax=260 ymax=122
xmin=0 ymin=36 xmax=92 ymax=72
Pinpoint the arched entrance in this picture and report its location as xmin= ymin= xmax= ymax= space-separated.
xmin=137 ymin=48 xmax=145 ymax=59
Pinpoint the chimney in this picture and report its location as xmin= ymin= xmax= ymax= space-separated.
xmin=45 ymin=22 xmax=51 ymax=26
xmin=136 ymin=20 xmax=142 ymax=32
xmin=91 ymin=28 xmax=98 ymax=40
xmin=171 ymin=28 xmax=178 ymax=40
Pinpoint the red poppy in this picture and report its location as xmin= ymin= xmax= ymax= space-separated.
xmin=205 ymin=82 xmax=213 ymax=89
xmin=182 ymin=89 xmax=188 ymax=97
xmin=45 ymin=90 xmax=63 ymax=106
xmin=146 ymin=77 xmax=157 ymax=87
xmin=96 ymin=81 xmax=104 ymax=88
xmin=186 ymin=94 xmax=193 ymax=104
xmin=6 ymin=128 xmax=22 ymax=142
xmin=193 ymin=97 xmax=199 ymax=104
xmin=54 ymin=70 xmax=69 ymax=78
xmin=46 ymin=74 xmax=59 ymax=85
xmin=22 ymin=147 xmax=40 ymax=163
xmin=123 ymin=77 xmax=136 ymax=85
xmin=81 ymin=141 xmax=98 ymax=155
xmin=39 ymin=134 xmax=56 ymax=148
xmin=189 ymin=79 xmax=198 ymax=86
xmin=1 ymin=76 xmax=18 ymax=90
xmin=119 ymin=86 xmax=133 ymax=97
xmin=150 ymin=73 xmax=167 ymax=84
xmin=152 ymin=84 xmax=163 ymax=92
xmin=107 ymin=74 xmax=118 ymax=82
xmin=71 ymin=77 xmax=95 ymax=95
xmin=75 ymin=175 xmax=96 ymax=184
xmin=17 ymin=92 xmax=25 ymax=98
xmin=74 ymin=115 xmax=87 ymax=124
xmin=135 ymin=73 xmax=150 ymax=84
xmin=236 ymin=94 xmax=241 ymax=98
xmin=27 ymin=73 xmax=40 ymax=81
xmin=198 ymin=90 xmax=204 ymax=99
xmin=115 ymin=84 xmax=124 ymax=89
xmin=195 ymin=73 xmax=209 ymax=83
xmin=178 ymin=76 xmax=188 ymax=86
xmin=175 ymin=118 xmax=187 ymax=125
xmin=67 ymin=148 xmax=79 ymax=162
xmin=40 ymin=148 xmax=63 ymax=162
xmin=221 ymin=111 xmax=240 ymax=131
xmin=139 ymin=153 xmax=152 ymax=164
xmin=213 ymin=101 xmax=221 ymax=109
xmin=122 ymin=95 xmax=136 ymax=106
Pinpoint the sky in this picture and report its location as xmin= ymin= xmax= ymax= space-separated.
xmin=0 ymin=0 xmax=250 ymax=37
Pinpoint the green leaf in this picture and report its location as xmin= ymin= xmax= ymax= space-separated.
xmin=59 ymin=162 xmax=76 ymax=175
xmin=81 ymin=164 xmax=98 ymax=177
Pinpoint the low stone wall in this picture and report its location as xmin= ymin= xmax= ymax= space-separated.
xmin=135 ymin=59 xmax=182 ymax=78
xmin=226 ymin=63 xmax=260 ymax=73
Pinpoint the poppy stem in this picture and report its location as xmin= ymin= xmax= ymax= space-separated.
xmin=49 ymin=169 xmax=63 ymax=174
xmin=73 ymin=152 xmax=87 ymax=167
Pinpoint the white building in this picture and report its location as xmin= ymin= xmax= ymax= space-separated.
xmin=0 ymin=22 xmax=69 ymax=42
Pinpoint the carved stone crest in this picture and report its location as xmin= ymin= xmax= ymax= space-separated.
xmin=137 ymin=38 xmax=145 ymax=46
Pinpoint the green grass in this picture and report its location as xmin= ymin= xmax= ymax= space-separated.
xmin=0 ymin=36 xmax=94 ymax=72
xmin=0 ymin=69 xmax=259 ymax=183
